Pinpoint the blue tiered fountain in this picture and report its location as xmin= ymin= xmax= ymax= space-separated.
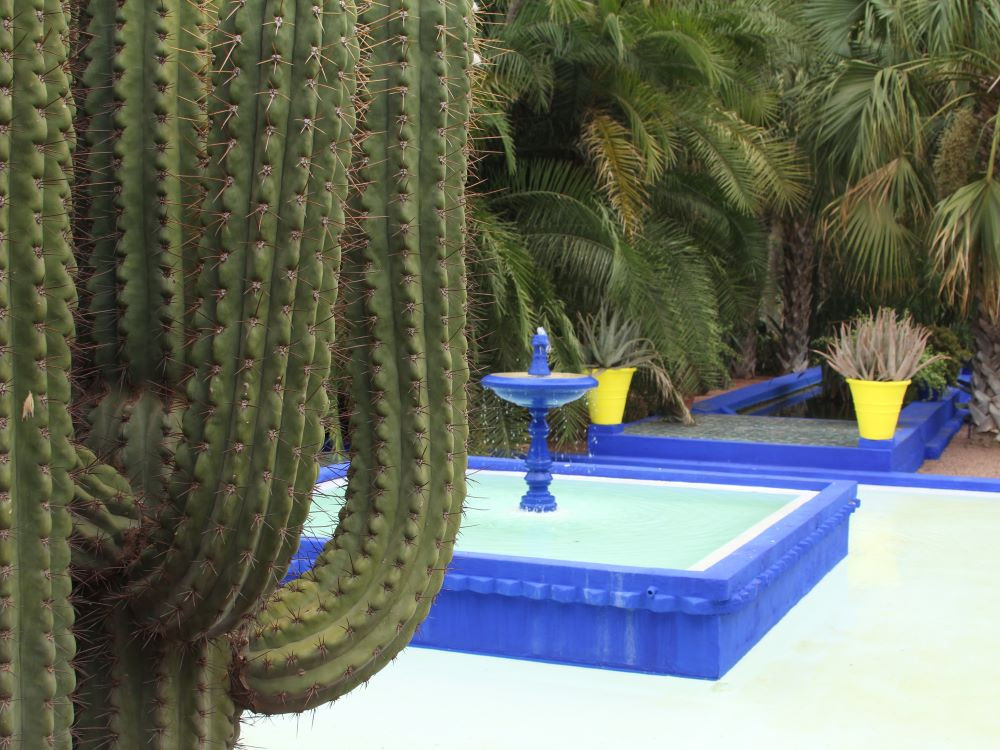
xmin=482 ymin=329 xmax=597 ymax=512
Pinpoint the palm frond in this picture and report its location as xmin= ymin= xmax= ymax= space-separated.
xmin=629 ymin=7 xmax=735 ymax=88
xmin=579 ymin=109 xmax=649 ymax=234
xmin=602 ymin=69 xmax=677 ymax=180
xmin=799 ymin=0 xmax=870 ymax=55
xmin=810 ymin=59 xmax=931 ymax=180
xmin=930 ymin=177 xmax=1000 ymax=317
xmin=823 ymin=154 xmax=932 ymax=291
xmin=680 ymin=105 xmax=809 ymax=214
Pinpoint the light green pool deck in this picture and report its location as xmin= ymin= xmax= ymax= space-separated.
xmin=246 ymin=484 xmax=1000 ymax=750
xmin=308 ymin=471 xmax=805 ymax=569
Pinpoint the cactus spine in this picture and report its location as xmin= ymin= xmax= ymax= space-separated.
xmin=0 ymin=0 xmax=472 ymax=747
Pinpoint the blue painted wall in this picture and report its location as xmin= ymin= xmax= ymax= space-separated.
xmin=591 ymin=375 xmax=967 ymax=473
xmin=691 ymin=367 xmax=824 ymax=416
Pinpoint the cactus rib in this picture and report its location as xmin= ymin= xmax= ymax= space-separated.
xmin=78 ymin=0 xmax=123 ymax=378
xmin=41 ymin=4 xmax=79 ymax=739
xmin=114 ymin=0 xmax=206 ymax=385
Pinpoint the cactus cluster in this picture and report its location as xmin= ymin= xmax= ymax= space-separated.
xmin=0 ymin=0 xmax=472 ymax=747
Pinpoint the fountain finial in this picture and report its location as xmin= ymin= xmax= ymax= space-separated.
xmin=528 ymin=327 xmax=551 ymax=377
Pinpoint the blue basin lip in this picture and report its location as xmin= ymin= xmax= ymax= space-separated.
xmin=482 ymin=372 xmax=598 ymax=389
xmin=482 ymin=372 xmax=598 ymax=408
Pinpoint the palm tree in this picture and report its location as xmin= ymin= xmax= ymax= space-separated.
xmin=801 ymin=0 xmax=1000 ymax=440
xmin=468 ymin=0 xmax=806 ymax=448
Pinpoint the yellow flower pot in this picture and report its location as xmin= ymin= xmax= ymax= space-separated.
xmin=586 ymin=367 xmax=637 ymax=425
xmin=846 ymin=378 xmax=911 ymax=440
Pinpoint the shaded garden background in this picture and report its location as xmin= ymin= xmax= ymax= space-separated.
xmin=374 ymin=0 xmax=1000 ymax=452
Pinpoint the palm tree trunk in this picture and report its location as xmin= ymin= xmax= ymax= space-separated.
xmin=969 ymin=312 xmax=1000 ymax=441
xmin=778 ymin=218 xmax=816 ymax=373
xmin=506 ymin=0 xmax=524 ymax=23
xmin=731 ymin=325 xmax=758 ymax=379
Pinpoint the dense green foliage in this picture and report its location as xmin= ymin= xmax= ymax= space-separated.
xmin=469 ymin=0 xmax=807 ymax=448
xmin=465 ymin=0 xmax=999 ymax=446
xmin=799 ymin=0 xmax=1000 ymax=437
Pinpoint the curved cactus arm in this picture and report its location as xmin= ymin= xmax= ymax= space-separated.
xmin=69 ymin=447 xmax=138 ymax=573
xmin=0 ymin=3 xmax=76 ymax=746
xmin=125 ymin=0 xmax=359 ymax=641
xmin=243 ymin=3 xmax=360 ymax=599
xmin=235 ymin=0 xmax=472 ymax=714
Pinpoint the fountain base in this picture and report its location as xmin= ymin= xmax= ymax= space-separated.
xmin=520 ymin=493 xmax=557 ymax=512
xmin=295 ymin=460 xmax=860 ymax=679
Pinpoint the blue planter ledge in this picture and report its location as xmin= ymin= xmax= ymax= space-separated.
xmin=593 ymin=380 xmax=966 ymax=473
xmin=301 ymin=458 xmax=859 ymax=679
xmin=692 ymin=366 xmax=824 ymax=416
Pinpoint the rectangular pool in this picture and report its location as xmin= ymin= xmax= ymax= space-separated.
xmin=296 ymin=459 xmax=859 ymax=679
xmin=308 ymin=472 xmax=814 ymax=571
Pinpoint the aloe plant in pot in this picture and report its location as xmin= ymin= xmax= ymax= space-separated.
xmin=818 ymin=309 xmax=947 ymax=440
xmin=577 ymin=306 xmax=692 ymax=425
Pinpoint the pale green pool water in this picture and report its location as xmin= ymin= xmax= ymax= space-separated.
xmin=308 ymin=471 xmax=806 ymax=570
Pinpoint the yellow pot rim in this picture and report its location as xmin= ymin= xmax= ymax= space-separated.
xmin=587 ymin=366 xmax=638 ymax=375
xmin=846 ymin=378 xmax=911 ymax=387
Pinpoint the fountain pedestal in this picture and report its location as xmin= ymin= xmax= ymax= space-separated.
xmin=523 ymin=406 xmax=556 ymax=512
xmin=481 ymin=328 xmax=597 ymax=512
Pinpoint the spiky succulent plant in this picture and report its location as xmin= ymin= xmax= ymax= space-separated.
xmin=577 ymin=305 xmax=658 ymax=370
xmin=818 ymin=308 xmax=946 ymax=382
xmin=576 ymin=304 xmax=693 ymax=423
xmin=0 ymin=0 xmax=472 ymax=747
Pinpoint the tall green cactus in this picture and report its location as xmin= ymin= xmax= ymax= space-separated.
xmin=0 ymin=0 xmax=472 ymax=746
xmin=1 ymin=4 xmax=78 ymax=746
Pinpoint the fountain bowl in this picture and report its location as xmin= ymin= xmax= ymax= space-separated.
xmin=482 ymin=372 xmax=598 ymax=409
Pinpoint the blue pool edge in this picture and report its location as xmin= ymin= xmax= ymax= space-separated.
xmin=305 ymin=457 xmax=860 ymax=679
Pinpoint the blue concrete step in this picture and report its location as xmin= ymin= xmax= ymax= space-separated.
xmin=924 ymin=412 xmax=968 ymax=460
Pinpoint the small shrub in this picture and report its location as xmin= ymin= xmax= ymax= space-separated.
xmin=576 ymin=305 xmax=694 ymax=424
xmin=927 ymin=325 xmax=972 ymax=384
xmin=577 ymin=306 xmax=659 ymax=370
xmin=911 ymin=349 xmax=952 ymax=398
